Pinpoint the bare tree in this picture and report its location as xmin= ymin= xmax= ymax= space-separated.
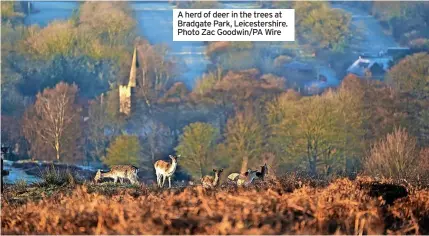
xmin=364 ymin=128 xmax=420 ymax=180
xmin=22 ymin=82 xmax=82 ymax=162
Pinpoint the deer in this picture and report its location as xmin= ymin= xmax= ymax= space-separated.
xmin=154 ymin=155 xmax=179 ymax=188
xmin=94 ymin=165 xmax=139 ymax=184
xmin=201 ymin=168 xmax=223 ymax=189
xmin=255 ymin=163 xmax=268 ymax=180
xmin=236 ymin=169 xmax=258 ymax=187
xmin=227 ymin=169 xmax=259 ymax=187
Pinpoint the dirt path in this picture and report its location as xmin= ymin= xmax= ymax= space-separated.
xmin=332 ymin=3 xmax=399 ymax=54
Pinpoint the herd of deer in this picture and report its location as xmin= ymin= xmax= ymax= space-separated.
xmin=94 ymin=155 xmax=268 ymax=189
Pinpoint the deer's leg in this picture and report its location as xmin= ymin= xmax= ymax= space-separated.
xmin=162 ymin=175 xmax=166 ymax=188
xmin=132 ymin=175 xmax=138 ymax=185
xmin=168 ymin=177 xmax=172 ymax=188
xmin=158 ymin=174 xmax=162 ymax=187
xmin=155 ymin=173 xmax=159 ymax=187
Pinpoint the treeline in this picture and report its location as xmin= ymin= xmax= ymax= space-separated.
xmin=344 ymin=1 xmax=429 ymax=51
xmin=1 ymin=1 xmax=429 ymax=184
xmin=205 ymin=1 xmax=352 ymax=90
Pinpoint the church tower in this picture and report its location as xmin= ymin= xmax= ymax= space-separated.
xmin=119 ymin=47 xmax=138 ymax=115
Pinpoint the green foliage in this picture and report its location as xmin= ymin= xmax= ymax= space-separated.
xmin=293 ymin=2 xmax=351 ymax=51
xmin=300 ymin=6 xmax=350 ymax=50
xmin=175 ymin=122 xmax=219 ymax=178
xmin=23 ymin=21 xmax=76 ymax=60
xmin=387 ymin=53 xmax=429 ymax=145
xmin=78 ymin=2 xmax=136 ymax=47
xmin=387 ymin=53 xmax=429 ymax=100
xmin=266 ymin=86 xmax=364 ymax=176
xmin=194 ymin=71 xmax=220 ymax=96
xmin=1 ymin=1 xmax=24 ymax=20
xmin=20 ymin=2 xmax=135 ymax=61
xmin=104 ymin=135 xmax=141 ymax=167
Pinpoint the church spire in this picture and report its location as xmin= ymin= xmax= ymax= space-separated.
xmin=128 ymin=47 xmax=137 ymax=87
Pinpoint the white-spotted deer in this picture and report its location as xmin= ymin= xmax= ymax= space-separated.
xmin=201 ymin=169 xmax=223 ymax=189
xmin=94 ymin=165 xmax=139 ymax=184
xmin=154 ymin=155 xmax=179 ymax=188
xmin=227 ymin=169 xmax=259 ymax=187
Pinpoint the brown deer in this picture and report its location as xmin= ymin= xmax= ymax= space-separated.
xmin=201 ymin=168 xmax=223 ymax=189
xmin=94 ymin=165 xmax=139 ymax=184
xmin=154 ymin=155 xmax=179 ymax=188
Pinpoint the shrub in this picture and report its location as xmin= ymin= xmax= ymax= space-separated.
xmin=364 ymin=128 xmax=420 ymax=181
xmin=40 ymin=164 xmax=76 ymax=187
xmin=14 ymin=179 xmax=27 ymax=192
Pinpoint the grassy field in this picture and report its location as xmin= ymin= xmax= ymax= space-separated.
xmin=1 ymin=175 xmax=429 ymax=235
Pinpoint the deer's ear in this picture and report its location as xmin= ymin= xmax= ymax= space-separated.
xmin=220 ymin=168 xmax=224 ymax=172
xmin=213 ymin=169 xmax=216 ymax=172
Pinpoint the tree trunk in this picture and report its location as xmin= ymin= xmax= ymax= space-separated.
xmin=309 ymin=155 xmax=317 ymax=176
xmin=55 ymin=141 xmax=60 ymax=161
xmin=240 ymin=155 xmax=249 ymax=174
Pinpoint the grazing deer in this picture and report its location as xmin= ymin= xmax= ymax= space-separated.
xmin=154 ymin=155 xmax=179 ymax=188
xmin=201 ymin=169 xmax=223 ymax=189
xmin=236 ymin=169 xmax=258 ymax=186
xmin=94 ymin=165 xmax=139 ymax=184
xmin=227 ymin=169 xmax=250 ymax=182
xmin=256 ymin=163 xmax=268 ymax=180
xmin=228 ymin=169 xmax=258 ymax=187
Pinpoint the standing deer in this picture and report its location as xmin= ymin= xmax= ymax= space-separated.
xmin=201 ymin=168 xmax=223 ymax=189
xmin=256 ymin=163 xmax=268 ymax=180
xmin=154 ymin=155 xmax=179 ymax=188
xmin=94 ymin=165 xmax=139 ymax=184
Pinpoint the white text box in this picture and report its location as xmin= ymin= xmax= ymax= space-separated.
xmin=173 ymin=9 xmax=295 ymax=41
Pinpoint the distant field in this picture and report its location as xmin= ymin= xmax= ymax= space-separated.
xmin=2 ymin=176 xmax=428 ymax=234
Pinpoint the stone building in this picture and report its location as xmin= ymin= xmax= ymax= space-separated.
xmin=119 ymin=47 xmax=139 ymax=115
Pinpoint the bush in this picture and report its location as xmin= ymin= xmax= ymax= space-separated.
xmin=364 ymin=128 xmax=420 ymax=181
xmin=40 ymin=164 xmax=76 ymax=187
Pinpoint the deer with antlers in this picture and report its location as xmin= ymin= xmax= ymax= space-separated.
xmin=154 ymin=155 xmax=179 ymax=188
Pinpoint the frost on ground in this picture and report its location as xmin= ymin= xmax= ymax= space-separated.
xmin=1 ymin=176 xmax=428 ymax=235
